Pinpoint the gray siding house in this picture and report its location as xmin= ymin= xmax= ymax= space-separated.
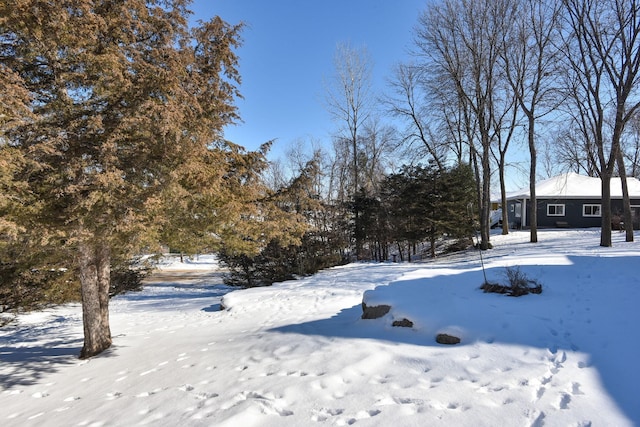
xmin=504 ymin=173 xmax=640 ymax=229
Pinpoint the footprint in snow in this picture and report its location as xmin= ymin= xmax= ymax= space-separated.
xmin=526 ymin=409 xmax=546 ymax=427
xmin=369 ymin=374 xmax=392 ymax=385
xmin=558 ymin=392 xmax=571 ymax=409
xmin=311 ymin=407 xmax=344 ymax=422
xmin=221 ymin=391 xmax=291 ymax=416
xmin=446 ymin=402 xmax=468 ymax=411
xmin=335 ymin=417 xmax=357 ymax=426
xmin=136 ymin=388 xmax=162 ymax=398
xmin=194 ymin=392 xmax=218 ymax=400
xmin=257 ymin=400 xmax=293 ymax=417
xmin=106 ymin=391 xmax=122 ymax=400
xmin=571 ymin=382 xmax=584 ymax=395
xmin=356 ymin=409 xmax=381 ymax=419
xmin=554 ymin=350 xmax=567 ymax=365
xmin=284 ymin=370 xmax=309 ymax=377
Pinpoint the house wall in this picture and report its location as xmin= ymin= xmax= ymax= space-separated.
xmin=509 ymin=198 xmax=640 ymax=229
xmin=534 ymin=198 xmax=599 ymax=228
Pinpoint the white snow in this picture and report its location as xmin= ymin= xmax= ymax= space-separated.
xmin=1 ymin=229 xmax=639 ymax=426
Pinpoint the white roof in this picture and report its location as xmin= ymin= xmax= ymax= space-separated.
xmin=506 ymin=172 xmax=640 ymax=199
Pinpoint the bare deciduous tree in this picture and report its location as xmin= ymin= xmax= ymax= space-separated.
xmin=385 ymin=63 xmax=447 ymax=169
xmin=414 ymin=0 xmax=516 ymax=249
xmin=624 ymin=114 xmax=640 ymax=177
xmin=562 ymin=0 xmax=640 ymax=246
xmin=325 ymin=42 xmax=374 ymax=195
xmin=501 ymin=0 xmax=564 ymax=242
xmin=358 ymin=118 xmax=397 ymax=196
xmin=324 ymin=42 xmax=375 ymax=258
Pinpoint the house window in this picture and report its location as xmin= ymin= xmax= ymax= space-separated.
xmin=583 ymin=204 xmax=601 ymax=217
xmin=547 ymin=204 xmax=565 ymax=216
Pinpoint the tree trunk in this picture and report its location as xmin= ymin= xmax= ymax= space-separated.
xmin=528 ymin=116 xmax=538 ymax=243
xmin=79 ymin=241 xmax=112 ymax=359
xmin=616 ymin=149 xmax=634 ymax=242
xmin=480 ymin=148 xmax=491 ymax=250
xmin=471 ymin=147 xmax=483 ymax=238
xmin=499 ymin=162 xmax=509 ymax=235
xmin=430 ymin=228 xmax=436 ymax=258
xmin=600 ymin=175 xmax=613 ymax=247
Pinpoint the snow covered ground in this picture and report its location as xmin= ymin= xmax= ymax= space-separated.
xmin=1 ymin=229 xmax=639 ymax=426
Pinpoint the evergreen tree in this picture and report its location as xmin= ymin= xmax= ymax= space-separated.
xmin=380 ymin=163 xmax=476 ymax=259
xmin=220 ymin=157 xmax=347 ymax=287
xmin=0 ymin=0 xmax=266 ymax=358
xmin=439 ymin=164 xmax=476 ymax=239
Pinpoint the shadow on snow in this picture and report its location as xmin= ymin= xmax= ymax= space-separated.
xmin=0 ymin=279 xmax=230 ymax=389
xmin=0 ymin=318 xmax=84 ymax=389
xmin=269 ymin=255 xmax=640 ymax=424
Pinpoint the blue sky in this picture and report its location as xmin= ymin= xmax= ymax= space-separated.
xmin=190 ymin=0 xmax=426 ymax=159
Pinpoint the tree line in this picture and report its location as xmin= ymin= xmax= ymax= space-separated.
xmin=287 ymin=0 xmax=640 ymax=259
xmin=401 ymin=0 xmax=640 ymax=248
xmin=1 ymin=0 xmax=639 ymax=358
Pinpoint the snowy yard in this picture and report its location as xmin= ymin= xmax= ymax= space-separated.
xmin=1 ymin=229 xmax=639 ymax=426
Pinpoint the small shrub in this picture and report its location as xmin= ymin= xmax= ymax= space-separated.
xmin=109 ymin=268 xmax=144 ymax=297
xmin=220 ymin=234 xmax=346 ymax=288
xmin=481 ymin=266 xmax=542 ymax=297
xmin=443 ymin=237 xmax=474 ymax=254
xmin=109 ymin=260 xmax=152 ymax=297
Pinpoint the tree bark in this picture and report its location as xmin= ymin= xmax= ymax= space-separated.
xmin=79 ymin=241 xmax=112 ymax=359
xmin=600 ymin=175 xmax=613 ymax=247
xmin=480 ymin=142 xmax=492 ymax=250
xmin=528 ymin=116 xmax=538 ymax=243
xmin=616 ymin=140 xmax=634 ymax=242
xmin=499 ymin=161 xmax=509 ymax=235
xmin=429 ymin=228 xmax=436 ymax=258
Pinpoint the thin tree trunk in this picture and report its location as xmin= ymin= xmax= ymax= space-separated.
xmin=600 ymin=175 xmax=613 ymax=247
xmin=79 ymin=241 xmax=112 ymax=359
xmin=616 ymin=149 xmax=634 ymax=242
xmin=470 ymin=146 xmax=485 ymax=248
xmin=429 ymin=228 xmax=436 ymax=258
xmin=499 ymin=162 xmax=509 ymax=235
xmin=480 ymin=146 xmax=492 ymax=250
xmin=528 ymin=116 xmax=538 ymax=243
